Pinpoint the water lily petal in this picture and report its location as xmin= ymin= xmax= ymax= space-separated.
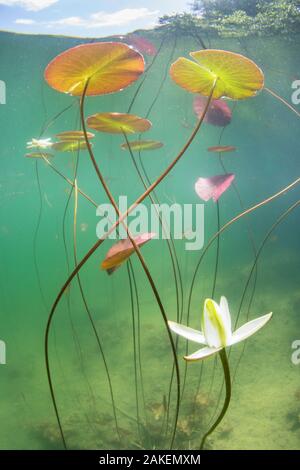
xmin=230 ymin=312 xmax=273 ymax=346
xmin=168 ymin=321 xmax=206 ymax=345
xmin=219 ymin=296 xmax=232 ymax=339
xmin=184 ymin=346 xmax=221 ymax=362
xmin=202 ymin=299 xmax=230 ymax=348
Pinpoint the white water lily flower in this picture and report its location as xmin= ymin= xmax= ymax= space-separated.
xmin=168 ymin=297 xmax=272 ymax=361
xmin=26 ymin=138 xmax=53 ymax=150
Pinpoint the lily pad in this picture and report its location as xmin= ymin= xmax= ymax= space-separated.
xmin=87 ymin=113 xmax=151 ymax=134
xmin=125 ymin=34 xmax=157 ymax=56
xmin=121 ymin=140 xmax=163 ymax=151
xmin=170 ymin=49 xmax=264 ymax=100
xmin=52 ymin=140 xmax=89 ymax=152
xmin=25 ymin=152 xmax=53 ymax=159
xmin=195 ymin=174 xmax=235 ymax=202
xmin=56 ymin=130 xmax=95 ymax=141
xmin=101 ymin=233 xmax=155 ymax=274
xmin=45 ymin=42 xmax=145 ymax=96
xmin=193 ymin=96 xmax=232 ymax=127
xmin=208 ymin=146 xmax=236 ymax=153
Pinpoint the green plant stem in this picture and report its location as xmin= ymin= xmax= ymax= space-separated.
xmin=200 ymin=348 xmax=231 ymax=450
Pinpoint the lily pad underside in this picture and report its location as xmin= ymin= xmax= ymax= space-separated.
xmin=170 ymin=49 xmax=264 ymax=100
xmin=45 ymin=42 xmax=145 ymax=96
xmin=87 ymin=113 xmax=151 ymax=134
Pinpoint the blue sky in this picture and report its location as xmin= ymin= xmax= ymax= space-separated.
xmin=0 ymin=0 xmax=190 ymax=36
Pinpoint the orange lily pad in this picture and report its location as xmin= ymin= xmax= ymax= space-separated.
xmin=87 ymin=112 xmax=151 ymax=134
xmin=56 ymin=130 xmax=95 ymax=141
xmin=170 ymin=49 xmax=264 ymax=100
xmin=25 ymin=152 xmax=53 ymax=159
xmin=121 ymin=140 xmax=163 ymax=151
xmin=208 ymin=146 xmax=236 ymax=153
xmin=101 ymin=233 xmax=155 ymax=274
xmin=45 ymin=42 xmax=145 ymax=96
xmin=52 ymin=140 xmax=89 ymax=152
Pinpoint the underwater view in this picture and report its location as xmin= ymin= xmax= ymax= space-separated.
xmin=0 ymin=0 xmax=300 ymax=453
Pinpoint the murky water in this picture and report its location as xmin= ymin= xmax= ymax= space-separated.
xmin=0 ymin=30 xmax=299 ymax=450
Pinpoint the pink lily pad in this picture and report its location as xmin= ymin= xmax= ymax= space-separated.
xmin=195 ymin=174 xmax=235 ymax=203
xmin=101 ymin=232 xmax=155 ymax=275
xmin=125 ymin=34 xmax=157 ymax=56
xmin=193 ymin=96 xmax=232 ymax=127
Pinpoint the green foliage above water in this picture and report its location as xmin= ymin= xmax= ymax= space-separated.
xmin=158 ymin=1 xmax=300 ymax=38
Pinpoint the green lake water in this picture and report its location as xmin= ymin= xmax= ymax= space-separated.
xmin=0 ymin=30 xmax=299 ymax=450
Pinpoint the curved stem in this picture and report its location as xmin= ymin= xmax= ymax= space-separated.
xmin=42 ymin=157 xmax=98 ymax=207
xmin=200 ymin=349 xmax=231 ymax=450
xmin=40 ymin=102 xmax=76 ymax=137
xmin=264 ymin=87 xmax=300 ymax=119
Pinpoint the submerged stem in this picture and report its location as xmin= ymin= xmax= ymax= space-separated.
xmin=265 ymin=87 xmax=300 ymax=119
xmin=200 ymin=349 xmax=231 ymax=450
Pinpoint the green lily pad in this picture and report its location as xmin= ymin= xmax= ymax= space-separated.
xmin=121 ymin=140 xmax=163 ymax=151
xmin=56 ymin=130 xmax=95 ymax=141
xmin=170 ymin=49 xmax=264 ymax=100
xmin=87 ymin=112 xmax=151 ymax=134
xmin=52 ymin=140 xmax=89 ymax=152
xmin=25 ymin=152 xmax=53 ymax=159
